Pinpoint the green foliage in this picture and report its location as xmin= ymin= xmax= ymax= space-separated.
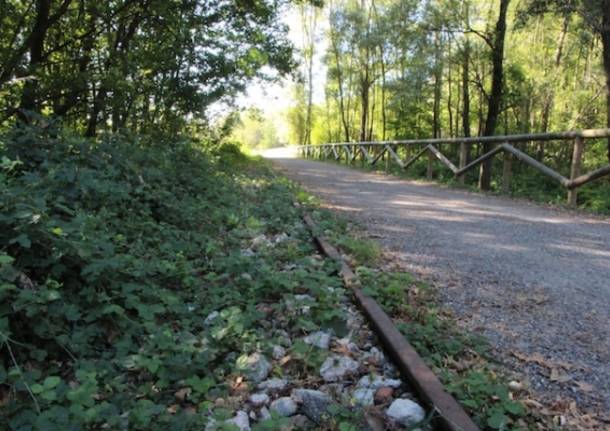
xmin=230 ymin=109 xmax=282 ymax=150
xmin=0 ymin=125 xmax=346 ymax=429
xmin=0 ymin=0 xmax=294 ymax=135
xmin=335 ymin=237 xmax=381 ymax=266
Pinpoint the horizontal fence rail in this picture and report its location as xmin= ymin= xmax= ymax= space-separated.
xmin=298 ymin=129 xmax=610 ymax=205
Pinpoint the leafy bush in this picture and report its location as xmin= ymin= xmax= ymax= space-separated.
xmin=0 ymin=126 xmax=342 ymax=429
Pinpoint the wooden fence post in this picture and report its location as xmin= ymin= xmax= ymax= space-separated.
xmin=427 ymin=149 xmax=434 ymax=180
xmin=567 ymin=135 xmax=584 ymax=206
xmin=384 ymin=147 xmax=389 ymax=171
xmin=458 ymin=142 xmax=467 ymax=184
xmin=502 ymin=150 xmax=512 ymax=193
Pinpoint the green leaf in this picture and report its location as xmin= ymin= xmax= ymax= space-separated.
xmin=0 ymin=254 xmax=14 ymax=265
xmin=31 ymin=384 xmax=45 ymax=394
xmin=503 ymin=400 xmax=525 ymax=416
xmin=44 ymin=376 xmax=61 ymax=389
xmin=10 ymin=234 xmax=31 ymax=248
xmin=487 ymin=411 xmax=509 ymax=429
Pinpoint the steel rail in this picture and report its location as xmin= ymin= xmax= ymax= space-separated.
xmin=303 ymin=214 xmax=480 ymax=431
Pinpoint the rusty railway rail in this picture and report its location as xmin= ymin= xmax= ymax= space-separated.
xmin=298 ymin=128 xmax=610 ymax=205
xmin=302 ymin=213 xmax=480 ymax=431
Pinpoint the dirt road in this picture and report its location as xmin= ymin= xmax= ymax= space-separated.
xmin=269 ymin=154 xmax=610 ymax=414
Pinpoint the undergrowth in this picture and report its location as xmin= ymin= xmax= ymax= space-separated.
xmin=0 ymin=125 xmax=354 ymax=430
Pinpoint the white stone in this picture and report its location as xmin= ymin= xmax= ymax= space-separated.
xmin=259 ymin=406 xmax=272 ymax=420
xmin=303 ymin=331 xmax=331 ymax=350
xmin=291 ymin=389 xmax=331 ymax=423
xmin=257 ymin=378 xmax=288 ymax=392
xmin=204 ymin=311 xmax=219 ymax=325
xmin=248 ymin=393 xmax=270 ymax=407
xmin=357 ymin=375 xmax=402 ymax=390
xmin=352 ymin=388 xmax=375 ymax=406
xmin=335 ymin=337 xmax=359 ymax=353
xmin=319 ymin=355 xmax=359 ymax=382
xmin=270 ymin=397 xmax=298 ymax=417
xmin=272 ymin=345 xmax=286 ymax=360
xmin=251 ymin=235 xmax=269 ymax=249
xmin=226 ymin=410 xmax=250 ymax=431
xmin=273 ymin=233 xmax=289 ymax=244
xmin=236 ymin=353 xmax=272 ymax=383
xmin=386 ymin=399 xmax=426 ymax=427
xmin=365 ymin=347 xmax=386 ymax=363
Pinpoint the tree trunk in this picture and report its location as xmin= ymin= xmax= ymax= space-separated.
xmin=602 ymin=0 xmax=610 ymax=162
xmin=433 ymin=32 xmax=442 ymax=138
xmin=19 ymin=0 xmax=51 ymax=119
xmin=447 ymin=39 xmax=454 ymax=138
xmin=541 ymin=15 xmax=569 ymax=133
xmin=462 ymin=43 xmax=471 ymax=137
xmin=331 ymin=33 xmax=350 ymax=141
xmin=301 ymin=4 xmax=317 ymax=146
xmin=380 ymin=45 xmax=387 ymax=140
xmin=479 ymin=0 xmax=510 ymax=190
xmin=359 ymin=70 xmax=369 ymax=142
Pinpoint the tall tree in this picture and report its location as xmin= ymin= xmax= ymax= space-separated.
xmin=479 ymin=0 xmax=511 ymax=190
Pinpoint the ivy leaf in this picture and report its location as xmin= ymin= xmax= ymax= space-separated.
xmin=487 ymin=411 xmax=509 ymax=429
xmin=44 ymin=376 xmax=61 ymax=389
xmin=503 ymin=400 xmax=525 ymax=416
xmin=9 ymin=234 xmax=31 ymax=248
xmin=31 ymin=384 xmax=45 ymax=394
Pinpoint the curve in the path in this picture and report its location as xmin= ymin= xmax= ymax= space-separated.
xmin=271 ymin=156 xmax=610 ymax=413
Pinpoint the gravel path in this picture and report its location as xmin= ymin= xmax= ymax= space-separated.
xmin=269 ymin=155 xmax=610 ymax=415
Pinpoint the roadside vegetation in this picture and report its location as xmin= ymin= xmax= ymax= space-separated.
xmin=0 ymin=123 xmax=353 ymax=429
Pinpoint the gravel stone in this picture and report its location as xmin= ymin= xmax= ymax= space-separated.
xmin=291 ymin=389 xmax=331 ymax=423
xmin=257 ymin=378 xmax=288 ymax=393
xmin=352 ymin=388 xmax=375 ymax=406
xmin=237 ymin=353 xmax=272 ymax=383
xmin=364 ymin=347 xmax=386 ymax=365
xmin=357 ymin=374 xmax=402 ymax=390
xmin=203 ymin=311 xmax=219 ymax=326
xmin=272 ymin=345 xmax=286 ymax=359
xmin=386 ymin=399 xmax=425 ymax=427
xmin=303 ymin=331 xmax=331 ymax=349
xmin=226 ymin=410 xmax=250 ymax=431
xmin=374 ymin=387 xmax=394 ymax=404
xmin=248 ymin=393 xmax=269 ymax=407
xmin=251 ymin=235 xmax=269 ymax=249
xmin=259 ymin=406 xmax=271 ymax=421
xmin=290 ymin=414 xmax=313 ymax=429
xmin=319 ymin=355 xmax=359 ymax=382
xmin=270 ymin=397 xmax=298 ymax=417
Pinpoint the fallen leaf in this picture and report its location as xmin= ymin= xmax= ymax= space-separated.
xmin=550 ymin=368 xmax=572 ymax=383
xmin=574 ymin=381 xmax=594 ymax=392
xmin=174 ymin=387 xmax=191 ymax=402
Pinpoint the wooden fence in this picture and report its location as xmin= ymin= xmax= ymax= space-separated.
xmin=298 ymin=129 xmax=610 ymax=205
